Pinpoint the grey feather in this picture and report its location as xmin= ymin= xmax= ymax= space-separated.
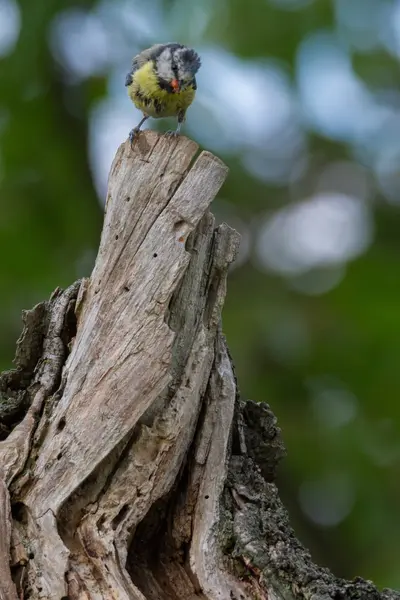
xmin=125 ymin=44 xmax=171 ymax=85
xmin=131 ymin=44 xmax=170 ymax=71
xmin=125 ymin=43 xmax=200 ymax=87
xmin=180 ymin=48 xmax=201 ymax=75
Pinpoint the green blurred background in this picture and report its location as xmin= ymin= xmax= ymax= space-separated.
xmin=1 ymin=0 xmax=400 ymax=589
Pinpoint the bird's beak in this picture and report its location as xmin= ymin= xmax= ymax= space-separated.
xmin=171 ymin=79 xmax=180 ymax=93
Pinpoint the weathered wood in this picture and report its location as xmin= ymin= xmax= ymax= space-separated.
xmin=0 ymin=131 xmax=399 ymax=600
xmin=0 ymin=475 xmax=18 ymax=600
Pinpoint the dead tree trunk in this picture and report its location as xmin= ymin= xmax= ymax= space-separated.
xmin=0 ymin=131 xmax=398 ymax=600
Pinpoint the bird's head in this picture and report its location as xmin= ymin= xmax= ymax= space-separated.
xmin=155 ymin=44 xmax=201 ymax=93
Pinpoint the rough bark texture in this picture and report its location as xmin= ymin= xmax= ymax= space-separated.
xmin=0 ymin=131 xmax=398 ymax=600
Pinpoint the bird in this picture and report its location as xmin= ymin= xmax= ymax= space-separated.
xmin=125 ymin=43 xmax=201 ymax=145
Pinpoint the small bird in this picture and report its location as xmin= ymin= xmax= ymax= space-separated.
xmin=125 ymin=43 xmax=201 ymax=144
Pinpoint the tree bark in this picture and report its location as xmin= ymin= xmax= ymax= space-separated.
xmin=0 ymin=131 xmax=398 ymax=600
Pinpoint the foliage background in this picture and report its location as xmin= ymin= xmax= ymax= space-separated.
xmin=1 ymin=0 xmax=400 ymax=588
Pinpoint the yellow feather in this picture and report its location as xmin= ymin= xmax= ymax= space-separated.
xmin=127 ymin=61 xmax=196 ymax=119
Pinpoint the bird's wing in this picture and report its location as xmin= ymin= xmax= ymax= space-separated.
xmin=125 ymin=44 xmax=166 ymax=87
xmin=132 ymin=44 xmax=165 ymax=71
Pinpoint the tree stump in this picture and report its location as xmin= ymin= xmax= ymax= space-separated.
xmin=0 ymin=132 xmax=398 ymax=600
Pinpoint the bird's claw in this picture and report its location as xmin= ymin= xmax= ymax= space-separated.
xmin=165 ymin=130 xmax=180 ymax=138
xmin=129 ymin=128 xmax=139 ymax=147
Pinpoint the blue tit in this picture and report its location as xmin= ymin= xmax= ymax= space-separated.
xmin=125 ymin=43 xmax=201 ymax=144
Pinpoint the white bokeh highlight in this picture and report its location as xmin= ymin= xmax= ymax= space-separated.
xmin=0 ymin=0 xmax=20 ymax=57
xmin=310 ymin=386 xmax=358 ymax=429
xmin=299 ymin=472 xmax=356 ymax=527
xmin=288 ymin=266 xmax=345 ymax=296
xmin=381 ymin=0 xmax=400 ymax=58
xmin=255 ymin=192 xmax=373 ymax=275
xmin=297 ymin=32 xmax=377 ymax=141
xmin=191 ymin=48 xmax=307 ymax=184
xmin=335 ymin=0 xmax=389 ymax=52
xmin=89 ymin=96 xmax=136 ymax=199
xmin=50 ymin=9 xmax=113 ymax=80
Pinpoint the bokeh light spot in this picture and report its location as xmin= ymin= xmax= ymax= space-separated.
xmin=309 ymin=381 xmax=358 ymax=429
xmin=50 ymin=9 xmax=112 ymax=80
xmin=299 ymin=472 xmax=356 ymax=527
xmin=335 ymin=0 xmax=388 ymax=52
xmin=0 ymin=0 xmax=20 ymax=57
xmin=255 ymin=192 xmax=373 ymax=276
xmin=288 ymin=266 xmax=345 ymax=296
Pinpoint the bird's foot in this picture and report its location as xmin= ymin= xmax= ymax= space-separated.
xmin=129 ymin=127 xmax=140 ymax=147
xmin=165 ymin=129 xmax=180 ymax=138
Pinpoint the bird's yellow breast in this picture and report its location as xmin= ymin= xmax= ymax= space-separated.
xmin=127 ymin=61 xmax=196 ymax=118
